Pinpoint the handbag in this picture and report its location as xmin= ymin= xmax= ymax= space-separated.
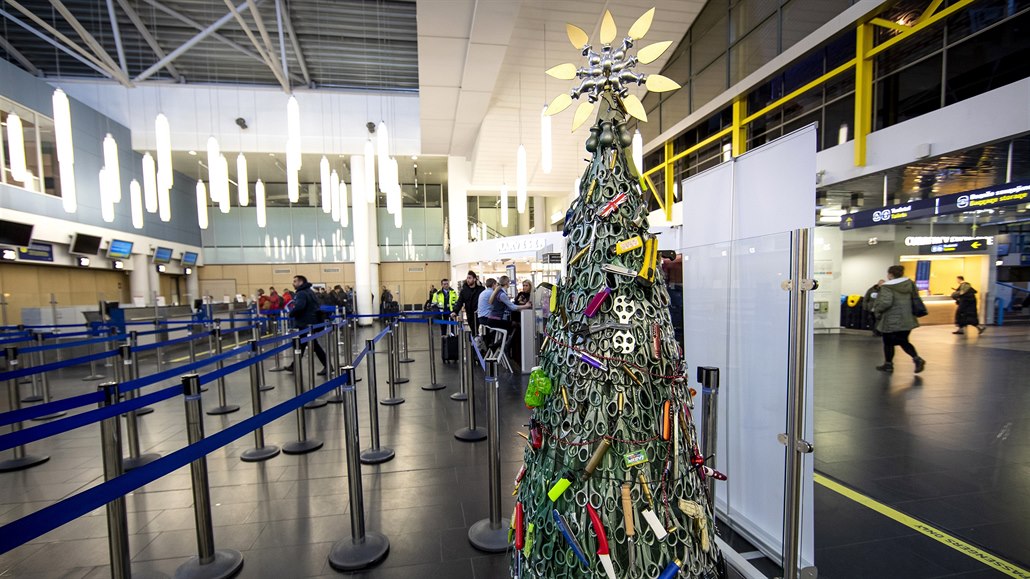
xmin=911 ymin=294 xmax=928 ymax=318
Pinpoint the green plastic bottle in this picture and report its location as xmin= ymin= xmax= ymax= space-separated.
xmin=524 ymin=366 xmax=553 ymax=408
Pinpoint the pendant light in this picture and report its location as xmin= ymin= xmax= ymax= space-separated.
xmin=196 ymin=180 xmax=209 ymax=229
xmin=129 ymin=179 xmax=144 ymax=229
xmin=206 ymin=136 xmax=221 ymax=203
xmin=5 ymin=113 xmax=27 ymax=183
xmin=237 ymin=153 xmax=249 ymax=206
xmin=516 ymin=144 xmax=527 ymax=213
xmin=99 ymin=168 xmax=115 ymax=222
xmin=632 ymin=129 xmax=643 ymax=172
xmin=351 ymin=158 xmax=365 ymax=208
xmin=541 ymin=106 xmax=552 ymax=174
xmin=217 ymin=154 xmax=230 ymax=213
xmin=52 ymin=89 xmax=76 ymax=213
xmin=501 ymin=182 xmax=510 ymax=227
xmin=363 ymin=140 xmax=376 ymax=203
xmin=158 ymin=180 xmax=171 ymax=222
xmin=255 ymin=179 xmax=267 ymax=227
xmin=287 ymin=168 xmax=299 ymax=203
xmin=142 ymin=153 xmax=158 ymax=213
xmin=376 ymin=121 xmax=390 ymax=194
xmin=155 ymin=113 xmax=173 ymax=191
xmin=330 ymin=169 xmax=341 ymax=221
xmin=320 ymin=156 xmax=332 ymax=213
xmin=339 ymin=176 xmax=349 ymax=227
xmin=103 ymin=134 xmax=121 ymax=202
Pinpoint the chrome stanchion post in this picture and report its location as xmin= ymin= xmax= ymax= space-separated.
xmin=349 ymin=317 xmax=361 ymax=383
xmin=388 ymin=321 xmax=408 ymax=386
xmin=104 ymin=326 xmax=117 ymax=369
xmin=468 ymin=359 xmax=509 ymax=551
xmin=120 ymin=344 xmax=160 ymax=470
xmin=0 ymin=347 xmax=50 ymax=471
xmin=270 ymin=313 xmax=287 ymax=372
xmin=698 ymin=366 xmax=721 ymax=503
xmin=49 ymin=294 xmax=61 ymax=363
xmin=327 ymin=320 xmax=346 ymax=404
xmin=97 ymin=381 xmax=131 ymax=579
xmin=360 ymin=337 xmax=394 ymax=465
xmin=282 ymin=336 xmax=323 ymax=454
xmin=328 ymin=366 xmax=390 ymax=572
xmin=241 ymin=339 xmax=280 ymax=462
xmin=22 ymin=331 xmax=43 ymax=403
xmin=304 ymin=326 xmax=328 ymax=409
xmin=205 ymin=327 xmax=239 ymax=415
xmin=0 ymin=293 xmax=8 ymax=327
xmin=188 ymin=327 xmax=198 ymax=365
xmin=450 ymin=323 xmax=469 ymax=402
xmin=421 ymin=317 xmax=443 ymax=391
xmin=380 ymin=325 xmax=404 ymax=405
xmin=399 ymin=315 xmax=413 ymax=363
xmin=229 ymin=307 xmax=239 ymax=349
xmin=29 ymin=332 xmax=64 ymax=419
xmin=129 ymin=331 xmax=154 ymax=416
xmin=455 ymin=327 xmax=486 ymax=442
xmin=83 ymin=324 xmax=105 ymax=380
xmin=251 ymin=323 xmax=271 ymax=392
xmin=176 ymin=375 xmax=245 ymax=579
xmin=154 ymin=320 xmax=166 ymax=368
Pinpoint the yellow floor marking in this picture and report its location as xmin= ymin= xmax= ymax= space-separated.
xmin=814 ymin=473 xmax=1030 ymax=578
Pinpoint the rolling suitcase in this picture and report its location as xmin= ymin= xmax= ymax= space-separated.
xmin=441 ymin=327 xmax=459 ymax=364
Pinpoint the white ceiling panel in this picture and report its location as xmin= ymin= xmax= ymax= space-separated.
xmin=417 ymin=0 xmax=475 ymax=39
xmin=419 ymin=87 xmax=461 ymax=121
xmin=460 ymin=44 xmax=510 ymax=93
xmin=417 ymin=36 xmax=471 ymax=87
xmin=468 ymin=1 xmax=523 ymax=45
xmin=454 ymin=91 xmax=494 ymax=123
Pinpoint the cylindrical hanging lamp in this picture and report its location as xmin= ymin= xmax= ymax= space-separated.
xmin=142 ymin=153 xmax=158 ymax=213
xmin=103 ymin=134 xmax=121 ymax=202
xmin=196 ymin=180 xmax=209 ymax=229
xmin=321 ymin=156 xmax=332 ymax=213
xmin=516 ymin=144 xmax=527 ymax=213
xmin=52 ymin=89 xmax=77 ymax=213
xmin=237 ymin=153 xmax=249 ymax=206
xmin=255 ymin=179 xmax=267 ymax=227
xmin=129 ymin=179 xmax=144 ymax=229
xmin=6 ymin=113 xmax=27 ymax=183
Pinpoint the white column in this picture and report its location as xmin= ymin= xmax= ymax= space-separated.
xmin=185 ymin=270 xmax=200 ymax=307
xmin=533 ymin=196 xmax=545 ymax=233
xmin=128 ymin=254 xmax=150 ymax=306
xmin=147 ymin=260 xmax=161 ymax=305
xmin=352 ymin=193 xmax=379 ymax=326
xmin=447 ymin=156 xmax=470 ymax=272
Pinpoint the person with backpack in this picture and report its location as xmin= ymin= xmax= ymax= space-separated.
xmin=871 ymin=265 xmax=926 ymax=374
xmin=951 ymin=276 xmax=986 ymax=335
xmin=286 ymin=275 xmax=328 ymax=376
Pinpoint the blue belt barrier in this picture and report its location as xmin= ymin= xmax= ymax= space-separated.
xmin=19 ymin=333 xmax=127 ymax=355
xmin=433 ymin=318 xmax=461 ymax=326
xmin=219 ymin=324 xmax=257 ymax=336
xmin=256 ymin=329 xmax=303 ymax=348
xmin=371 ymin=325 xmax=391 ymax=344
xmin=133 ymin=330 xmax=210 ymax=353
xmin=0 ymin=390 xmax=104 ymax=427
xmin=21 ymin=323 xmax=87 ymax=329
xmin=470 ymin=334 xmax=486 ymax=371
xmin=197 ymin=342 xmax=290 ymax=387
xmin=0 ymin=385 xmax=177 ymax=453
xmin=0 ymin=349 xmax=119 ymax=382
xmin=300 ymin=326 xmax=332 ymax=344
xmin=0 ymin=334 xmax=32 ymax=346
xmin=399 ymin=318 xmax=429 ymax=324
xmin=351 ymin=345 xmax=369 ymax=368
xmin=40 ymin=330 xmax=93 ymax=339
xmin=117 ymin=343 xmax=250 ymax=395
xmin=0 ymin=371 xmax=348 ymax=555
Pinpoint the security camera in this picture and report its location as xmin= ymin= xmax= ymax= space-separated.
xmin=235 ymin=117 xmax=248 ymax=129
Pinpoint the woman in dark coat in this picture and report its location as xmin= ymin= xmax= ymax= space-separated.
xmin=951 ymin=276 xmax=985 ymax=334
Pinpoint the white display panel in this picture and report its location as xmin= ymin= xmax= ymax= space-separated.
xmin=680 ymin=126 xmax=816 ymax=568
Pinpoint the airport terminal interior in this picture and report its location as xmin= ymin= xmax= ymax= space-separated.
xmin=0 ymin=0 xmax=1028 ymax=578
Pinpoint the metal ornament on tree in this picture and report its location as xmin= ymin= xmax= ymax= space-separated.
xmin=511 ymin=8 xmax=725 ymax=579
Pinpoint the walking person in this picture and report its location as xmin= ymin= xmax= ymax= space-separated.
xmin=871 ymin=265 xmax=926 ymax=373
xmin=951 ymin=276 xmax=986 ymax=335
xmin=452 ymin=270 xmax=485 ymax=335
xmin=285 ymin=275 xmax=328 ymax=376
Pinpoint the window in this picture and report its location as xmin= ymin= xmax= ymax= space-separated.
xmin=0 ymin=97 xmax=56 ymax=196
xmin=945 ymin=9 xmax=1030 ymax=105
xmin=874 ymin=53 xmax=943 ymax=130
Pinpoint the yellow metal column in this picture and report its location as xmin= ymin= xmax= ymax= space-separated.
xmin=663 ymin=140 xmax=674 ymax=220
xmin=732 ymin=97 xmax=747 ymax=157
xmin=854 ymin=22 xmax=874 ymax=167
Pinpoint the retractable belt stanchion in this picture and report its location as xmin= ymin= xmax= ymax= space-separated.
xmin=82 ymin=323 xmax=106 ymax=381
xmin=380 ymin=325 xmax=404 ymax=406
xmin=205 ymin=327 xmax=239 ymax=415
xmin=360 ymin=338 xmax=394 ymax=464
xmin=698 ymin=366 xmax=721 ymax=502
xmin=0 ymin=347 xmax=50 ymax=471
xmin=154 ymin=320 xmax=166 ymax=368
xmin=22 ymin=332 xmax=43 ymax=403
xmin=128 ymin=331 xmax=154 ymax=416
xmin=388 ymin=321 xmax=408 ymax=386
xmin=29 ymin=331 xmax=65 ymax=420
xmin=251 ymin=323 xmax=272 ymax=392
xmin=104 ymin=327 xmax=117 ymax=369
xmin=119 ymin=344 xmax=160 ymax=470
xmin=98 ymin=381 xmax=132 ymax=579
xmin=282 ymin=335 xmax=323 ymax=454
xmin=327 ymin=320 xmax=346 ymax=404
xmin=269 ymin=314 xmax=288 ymax=372
xmin=349 ymin=317 xmax=361 ymax=383
xmin=399 ymin=316 xmax=413 ymax=363
xmin=303 ymin=326 xmax=328 ymax=409
xmin=328 ymin=366 xmax=390 ymax=571
xmin=176 ymin=375 xmax=245 ymax=579
xmin=468 ymin=359 xmax=509 ymax=552
xmin=421 ymin=316 xmax=444 ymax=391
xmin=450 ymin=323 xmax=469 ymax=402
xmin=241 ymin=339 xmax=280 ymax=462
xmin=229 ymin=308 xmax=239 ymax=349
xmin=455 ymin=327 xmax=486 ymax=442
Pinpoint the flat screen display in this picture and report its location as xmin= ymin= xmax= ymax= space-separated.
xmin=107 ymin=239 xmax=134 ymax=259
xmin=152 ymin=246 xmax=173 ymax=264
xmin=996 ymin=243 xmax=1010 ymax=257
xmin=181 ymin=251 xmax=199 ymax=266
xmin=0 ymin=220 xmax=34 ymax=246
xmin=70 ymin=233 xmax=103 ymax=256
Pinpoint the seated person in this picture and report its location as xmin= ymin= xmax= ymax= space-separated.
xmin=482 ymin=275 xmax=531 ymax=354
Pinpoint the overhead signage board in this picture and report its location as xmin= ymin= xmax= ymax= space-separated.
xmin=917 ymin=239 xmax=990 ymax=255
xmin=841 ymin=180 xmax=1030 ymax=230
xmin=17 ymin=242 xmax=54 ymax=262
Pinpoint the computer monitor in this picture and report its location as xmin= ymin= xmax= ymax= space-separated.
xmin=996 ymin=243 xmax=1010 ymax=257
xmin=152 ymin=246 xmax=173 ymax=264
xmin=107 ymin=239 xmax=134 ymax=259
xmin=0 ymin=219 xmax=34 ymax=246
xmin=70 ymin=233 xmax=103 ymax=256
xmin=181 ymin=251 xmax=199 ymax=266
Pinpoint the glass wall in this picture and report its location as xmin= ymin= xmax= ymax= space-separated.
xmin=0 ymin=96 xmax=58 ymax=197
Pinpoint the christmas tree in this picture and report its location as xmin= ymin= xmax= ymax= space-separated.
xmin=511 ymin=8 xmax=726 ymax=579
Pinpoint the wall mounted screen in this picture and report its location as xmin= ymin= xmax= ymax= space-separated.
xmin=107 ymin=239 xmax=134 ymax=259
xmin=70 ymin=233 xmax=103 ymax=255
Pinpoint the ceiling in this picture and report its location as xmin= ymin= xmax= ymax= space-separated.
xmin=0 ymin=0 xmax=703 ymax=196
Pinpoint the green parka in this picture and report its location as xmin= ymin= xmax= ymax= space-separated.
xmin=872 ymin=277 xmax=920 ymax=333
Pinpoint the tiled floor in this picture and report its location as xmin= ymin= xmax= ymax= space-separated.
xmin=0 ymin=322 xmax=1026 ymax=578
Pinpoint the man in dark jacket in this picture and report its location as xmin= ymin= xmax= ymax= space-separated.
xmin=286 ymin=275 xmax=328 ymax=375
xmin=451 ymin=270 xmax=485 ymax=334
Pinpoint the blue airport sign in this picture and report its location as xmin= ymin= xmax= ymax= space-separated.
xmin=841 ymin=180 xmax=1030 ymax=230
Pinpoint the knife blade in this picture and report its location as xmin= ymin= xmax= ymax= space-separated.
xmin=586 ymin=502 xmax=617 ymax=579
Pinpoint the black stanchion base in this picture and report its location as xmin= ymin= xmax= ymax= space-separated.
xmin=241 ymin=445 xmax=281 ymax=462
xmin=20 ymin=395 xmax=43 ymax=403
xmin=282 ymin=439 xmax=323 ymax=454
xmin=380 ymin=397 xmax=405 ymax=406
xmin=123 ymin=453 xmax=162 ymax=471
xmin=269 ymin=367 xmax=288 ymax=372
xmin=303 ymin=398 xmax=328 ymax=409
xmin=354 ymin=376 xmax=362 ymax=383
xmin=454 ymin=427 xmax=487 ymax=442
xmin=468 ymin=518 xmax=511 ymax=553
xmin=81 ymin=374 xmax=106 ymax=381
xmin=421 ymin=383 xmax=445 ymax=391
xmin=174 ymin=548 xmax=244 ymax=579
xmin=328 ymin=532 xmax=390 ymax=572
xmin=30 ymin=411 xmax=67 ymax=421
xmin=206 ymin=405 xmax=240 ymax=416
xmin=259 ymin=384 xmax=275 ymax=392
xmin=136 ymin=406 xmax=155 ymax=416
xmin=388 ymin=377 xmax=409 ymax=385
xmin=450 ymin=392 xmax=468 ymax=401
xmin=360 ymin=447 xmax=396 ymax=464
xmin=201 ymin=387 xmax=210 ymax=393
xmin=326 ymin=393 xmax=345 ymax=403
xmin=0 ymin=454 xmax=50 ymax=472
xmin=399 ymin=357 xmax=415 ymax=363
